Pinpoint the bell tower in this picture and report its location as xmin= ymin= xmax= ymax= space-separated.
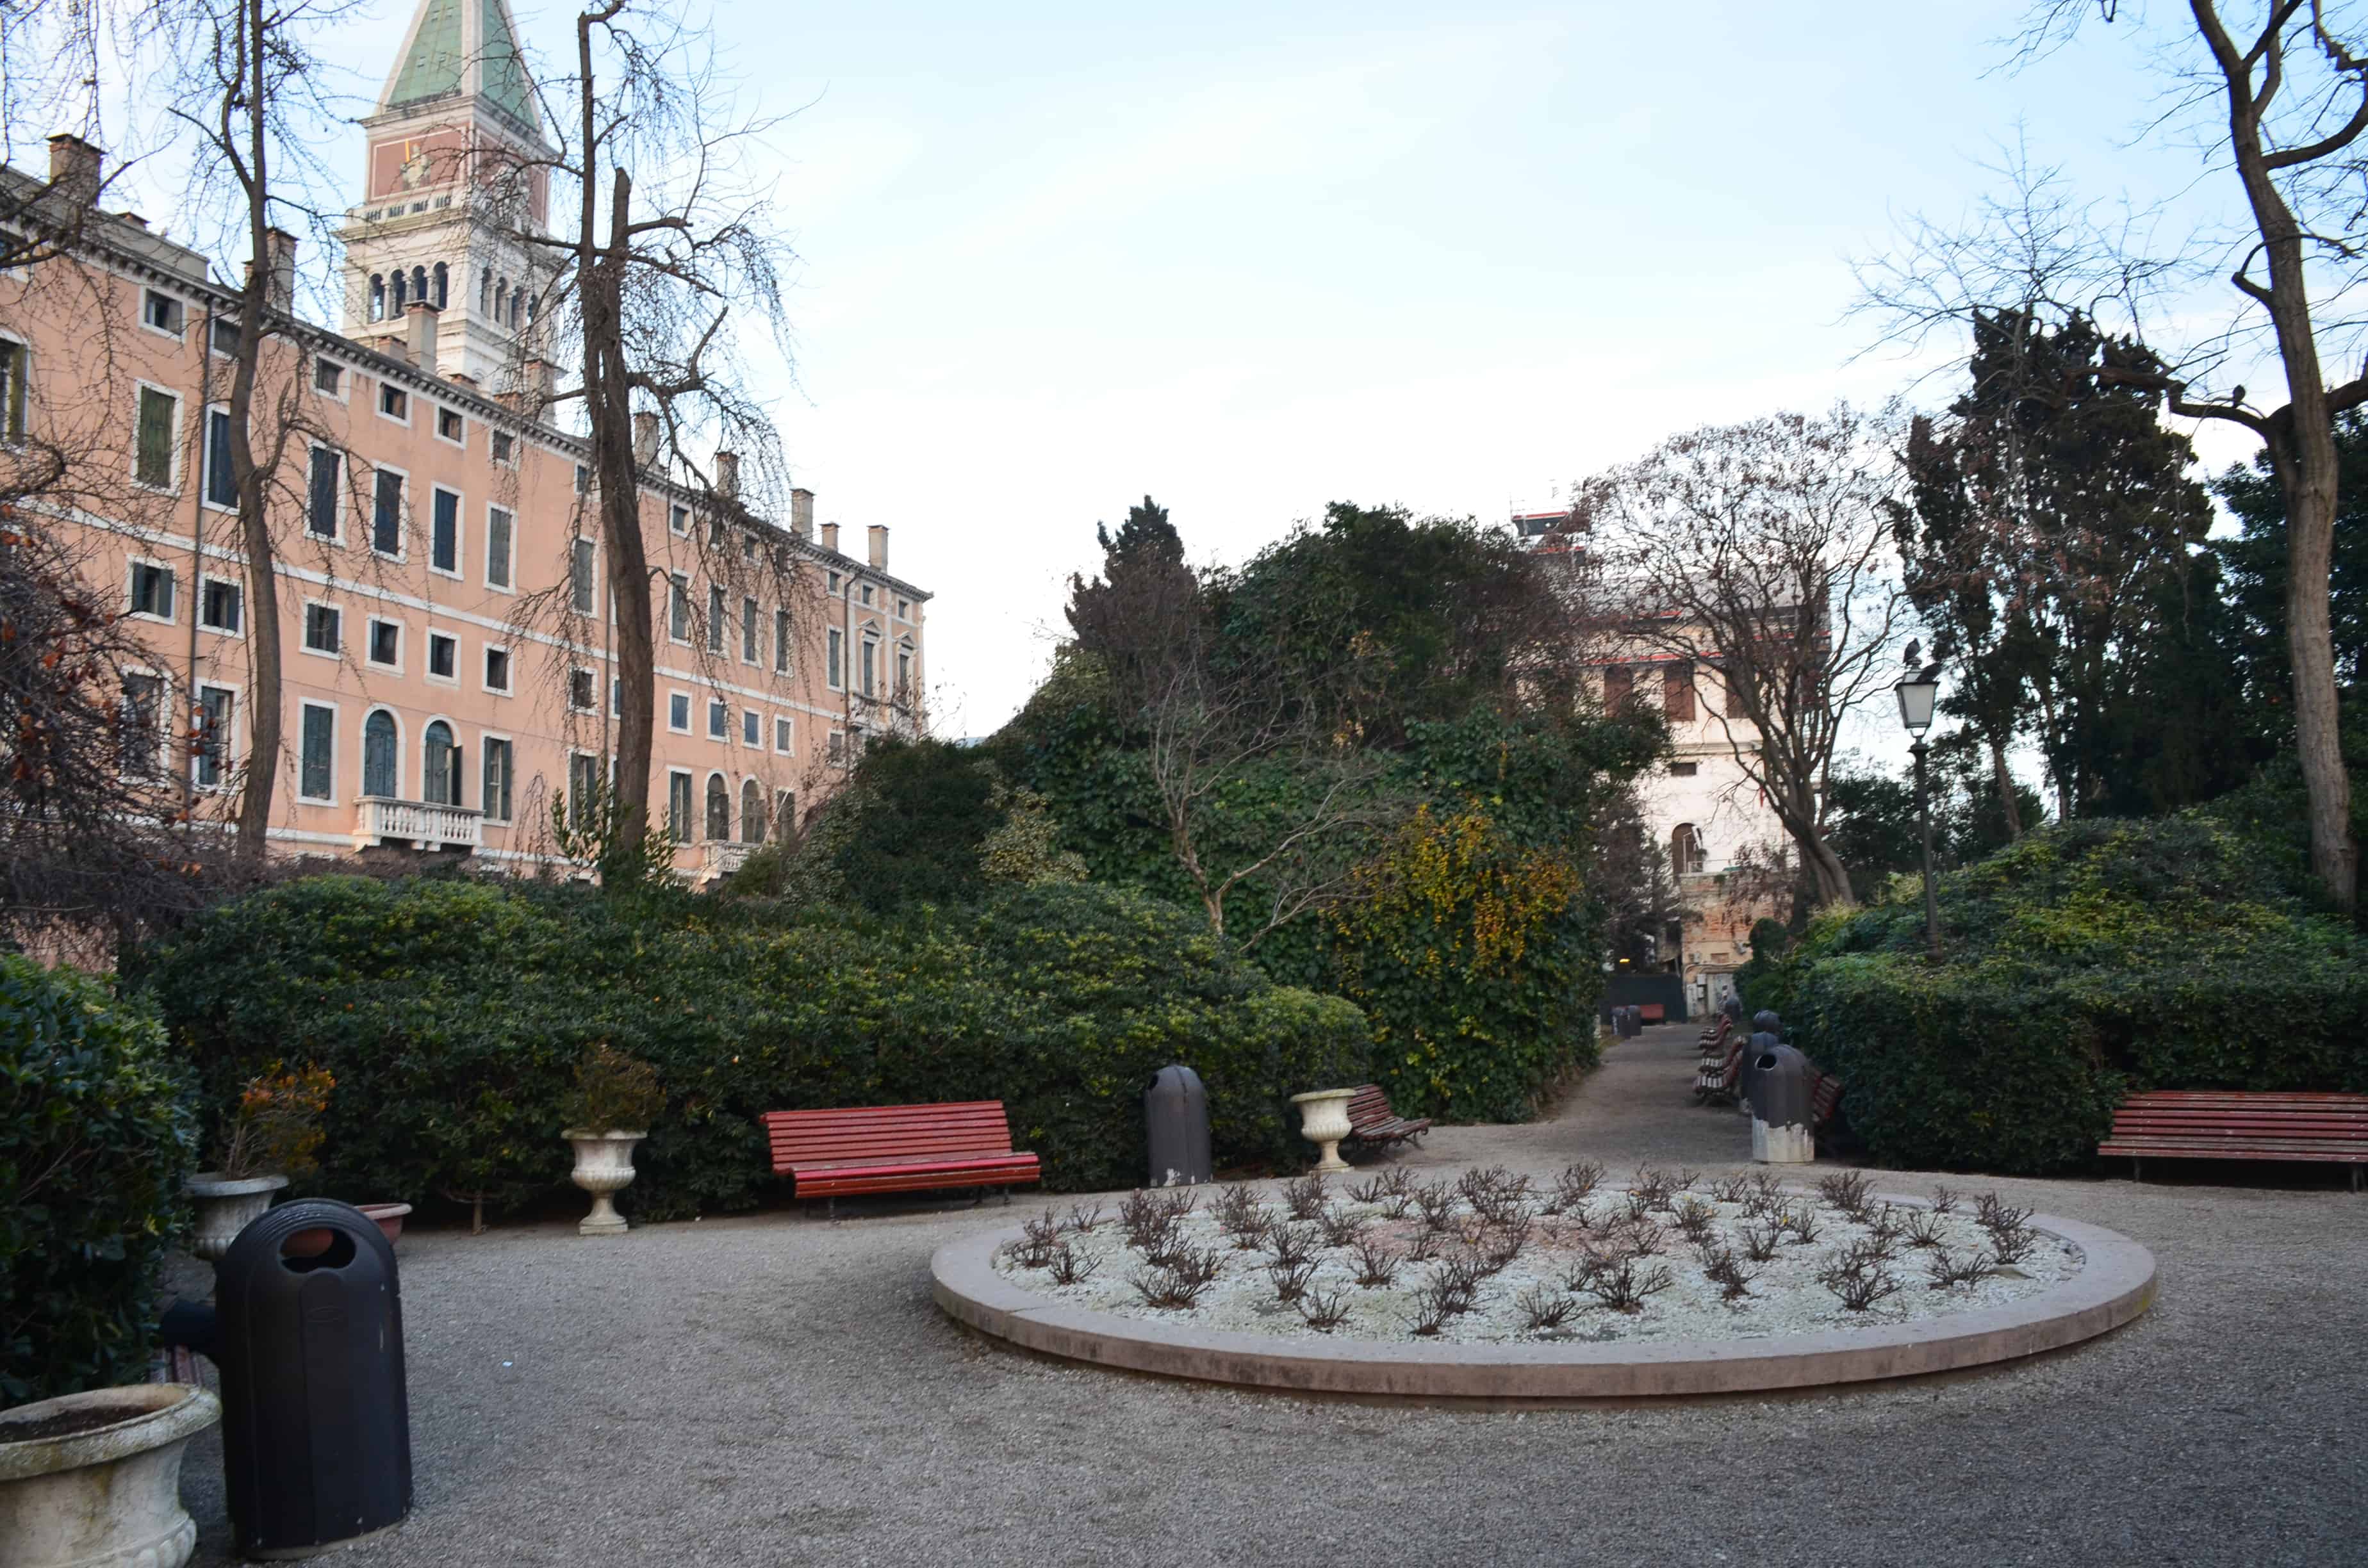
xmin=336 ymin=0 xmax=555 ymax=389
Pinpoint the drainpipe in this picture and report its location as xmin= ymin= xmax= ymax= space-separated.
xmin=182 ymin=304 xmax=215 ymax=828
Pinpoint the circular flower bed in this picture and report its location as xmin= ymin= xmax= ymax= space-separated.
xmin=987 ymin=1165 xmax=2078 ymax=1344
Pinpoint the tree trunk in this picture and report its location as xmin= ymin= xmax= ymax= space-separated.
xmin=1989 ymin=733 xmax=2023 ymax=841
xmin=584 ymin=169 xmax=654 ymax=847
xmin=228 ymin=0 xmax=281 ymax=858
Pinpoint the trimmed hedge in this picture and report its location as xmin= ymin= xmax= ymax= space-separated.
xmin=1757 ymin=815 xmax=2368 ymax=1173
xmin=129 ymin=877 xmax=1370 ymax=1220
xmin=1 ymin=956 xmax=196 ymax=1404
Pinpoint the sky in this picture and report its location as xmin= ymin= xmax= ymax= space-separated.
xmin=103 ymin=1 xmax=2288 ymax=749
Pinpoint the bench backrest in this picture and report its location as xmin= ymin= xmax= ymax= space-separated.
xmin=1348 ymin=1084 xmax=1394 ymax=1123
xmin=1638 ymin=1003 xmax=1666 ymax=1022
xmin=2112 ymin=1090 xmax=2368 ymax=1137
xmin=762 ymin=1100 xmax=1017 ymax=1168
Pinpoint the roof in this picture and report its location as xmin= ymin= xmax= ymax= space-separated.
xmin=381 ymin=0 xmax=540 ymax=136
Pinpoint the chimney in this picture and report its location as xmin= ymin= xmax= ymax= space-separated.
xmin=265 ymin=227 xmax=297 ymax=311
xmin=714 ymin=450 xmax=739 ymax=498
xmin=116 ymin=213 xmax=148 ymax=231
xmin=45 ymin=133 xmax=101 ymax=208
xmin=867 ymin=524 xmax=888 ymax=570
xmin=789 ymin=487 xmax=814 ymax=540
xmin=634 ymin=412 xmax=659 ymax=466
xmin=407 ymin=298 xmax=440 ymax=371
xmin=820 ymin=521 xmax=840 ymax=554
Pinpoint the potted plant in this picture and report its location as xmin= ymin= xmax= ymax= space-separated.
xmin=186 ymin=1063 xmax=333 ymax=1264
xmin=559 ymin=1045 xmax=664 ymax=1237
xmin=0 ymin=1383 xmax=220 ymax=1568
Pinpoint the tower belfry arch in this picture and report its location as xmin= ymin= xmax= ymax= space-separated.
xmin=336 ymin=0 xmax=556 ymax=390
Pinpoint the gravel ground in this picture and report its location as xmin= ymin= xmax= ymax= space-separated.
xmin=175 ymin=1024 xmax=2368 ymax=1567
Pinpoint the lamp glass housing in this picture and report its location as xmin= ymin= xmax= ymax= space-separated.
xmin=1895 ymin=676 xmax=1939 ymax=735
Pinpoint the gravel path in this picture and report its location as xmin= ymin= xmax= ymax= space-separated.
xmin=177 ymin=1025 xmax=2368 ymax=1567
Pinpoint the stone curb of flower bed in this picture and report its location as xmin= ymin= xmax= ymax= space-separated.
xmin=929 ymin=1193 xmax=2158 ymax=1400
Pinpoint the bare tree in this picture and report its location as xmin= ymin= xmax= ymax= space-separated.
xmin=495 ymin=1 xmax=796 ymax=858
xmin=1857 ymin=3 xmax=2368 ymax=910
xmin=1574 ymin=405 xmax=1909 ymax=910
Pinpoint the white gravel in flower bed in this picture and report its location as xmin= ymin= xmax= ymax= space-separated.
xmin=988 ymin=1166 xmax=2084 ymax=1344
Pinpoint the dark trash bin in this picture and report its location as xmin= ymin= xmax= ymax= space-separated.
xmin=1747 ymin=1041 xmax=1817 ymax=1164
xmin=1144 ymin=1065 xmax=1212 ymax=1186
xmin=215 ymin=1198 xmax=412 ymax=1558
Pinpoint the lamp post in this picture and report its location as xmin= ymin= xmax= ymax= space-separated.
xmin=1894 ymin=673 xmax=1943 ymax=961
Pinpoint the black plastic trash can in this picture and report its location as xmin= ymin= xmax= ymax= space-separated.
xmin=1144 ymin=1065 xmax=1212 ymax=1186
xmin=215 ymin=1198 xmax=412 ymax=1558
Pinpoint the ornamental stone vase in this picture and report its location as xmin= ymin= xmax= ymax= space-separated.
xmin=0 ymin=1384 xmax=220 ymax=1568
xmin=563 ymin=1131 xmax=646 ymax=1236
xmin=1290 ymin=1089 xmax=1356 ymax=1173
xmin=185 ymin=1173 xmax=288 ymax=1265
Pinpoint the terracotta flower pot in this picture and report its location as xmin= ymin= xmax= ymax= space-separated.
xmin=356 ymin=1204 xmax=413 ymax=1245
xmin=0 ymin=1383 xmax=220 ymax=1568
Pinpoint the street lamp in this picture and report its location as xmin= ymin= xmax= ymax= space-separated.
xmin=1894 ymin=671 xmax=1943 ymax=960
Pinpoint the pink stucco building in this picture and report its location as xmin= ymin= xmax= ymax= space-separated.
xmin=0 ymin=0 xmax=925 ymax=880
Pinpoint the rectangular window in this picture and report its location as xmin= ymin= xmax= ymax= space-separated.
xmin=1603 ymin=664 xmax=1634 ymax=710
xmin=897 ymin=648 xmax=912 ymax=698
xmin=307 ymin=448 xmax=340 ymax=539
xmin=741 ymin=596 xmax=759 ymax=662
xmin=302 ymin=603 xmax=340 ymax=654
xmin=120 ymin=673 xmax=163 ymax=777
xmin=575 ymin=463 xmax=590 ymax=494
xmin=486 ymin=507 xmax=513 ymax=589
xmin=668 ymin=692 xmax=691 ymax=732
xmin=368 ymin=619 xmax=400 ymax=667
xmin=209 ymin=316 xmax=240 ymax=358
xmin=436 ymin=407 xmax=464 ymax=443
xmin=1664 ymin=665 xmax=1696 ymax=723
xmin=427 ymin=631 xmax=457 ymax=680
xmin=610 ymin=678 xmax=623 ymax=719
xmin=200 ymin=577 xmax=242 ymax=633
xmin=827 ymin=570 xmax=843 ymax=596
xmin=568 ymin=753 xmax=599 ymax=827
xmin=707 ymin=698 xmax=727 ymax=739
xmin=667 ymin=770 xmax=694 ymax=844
xmin=484 ymin=647 xmax=510 ymax=692
xmin=202 ymin=408 xmax=237 ymax=507
xmin=481 ymin=739 xmax=514 ymax=823
xmin=776 ymin=789 xmax=796 ymax=837
xmin=193 ymin=685 xmax=234 ymax=788
xmin=1669 ymin=761 xmax=1699 ymax=778
xmin=860 ymin=584 xmax=873 ymax=607
xmin=670 ymin=503 xmax=689 ymax=536
xmin=773 ymin=716 xmax=793 ymax=755
xmin=0 ymin=338 xmax=28 ymax=439
xmin=431 ymin=489 xmax=460 ymax=574
xmin=707 ymin=585 xmax=725 ymax=653
xmin=313 ymin=358 xmax=343 ymax=396
xmin=143 ymin=290 xmax=183 ymax=334
xmin=827 ymin=627 xmax=843 ymax=689
xmin=379 ymin=383 xmax=407 ymax=421
xmin=490 ymin=429 xmax=513 ymax=464
xmin=860 ymin=639 xmax=876 ymax=698
xmin=668 ymin=575 xmax=690 ymax=641
xmin=135 ymin=386 xmax=176 ymax=488
xmin=897 ymin=598 xmax=909 ymax=619
xmin=569 ymin=669 xmax=596 ymax=712
xmin=571 ymin=539 xmax=596 ymax=614
xmin=128 ymin=560 xmax=174 ymax=621
xmin=828 ymin=730 xmax=846 ymax=765
xmin=741 ymin=708 xmax=759 ymax=746
xmin=773 ymin=609 xmax=790 ymax=673
xmin=372 ymin=470 xmax=404 ymax=555
xmin=299 ymin=703 xmax=334 ymax=802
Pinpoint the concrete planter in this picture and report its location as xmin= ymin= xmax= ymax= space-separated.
xmin=186 ymin=1172 xmax=287 ymax=1264
xmin=1289 ymin=1089 xmax=1355 ymax=1173
xmin=0 ymin=1383 xmax=220 ymax=1568
xmin=563 ymin=1131 xmax=645 ymax=1236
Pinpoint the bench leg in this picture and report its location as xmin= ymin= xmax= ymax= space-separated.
xmin=826 ymin=1196 xmax=837 ymax=1222
xmin=2353 ymin=1167 xmax=2362 ymax=1194
xmin=971 ymin=1188 xmax=985 ymax=1208
xmin=1002 ymin=1187 xmax=1012 ymax=1206
xmin=2131 ymin=1158 xmax=2141 ymax=1184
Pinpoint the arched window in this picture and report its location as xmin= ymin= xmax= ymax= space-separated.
xmin=479 ymin=267 xmax=492 ymax=315
xmin=368 ymin=274 xmax=386 ymax=322
xmin=390 ymin=269 xmax=407 ymax=313
xmin=739 ymin=778 xmax=764 ymax=844
xmin=362 ymin=710 xmax=398 ymax=797
xmin=432 ymin=261 xmax=448 ymax=309
xmin=422 ymin=721 xmax=459 ymax=806
xmin=1672 ymin=822 xmax=1706 ymax=876
xmin=704 ymin=773 xmax=729 ymax=842
xmin=493 ymin=280 xmax=507 ymax=327
xmin=410 ymin=266 xmax=428 ymax=306
xmin=524 ymin=291 xmax=537 ymax=327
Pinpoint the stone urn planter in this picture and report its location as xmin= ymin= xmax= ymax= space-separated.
xmin=186 ymin=1172 xmax=287 ymax=1264
xmin=564 ymin=1131 xmax=646 ymax=1236
xmin=1290 ymin=1088 xmax=1356 ymax=1173
xmin=0 ymin=1383 xmax=220 ymax=1568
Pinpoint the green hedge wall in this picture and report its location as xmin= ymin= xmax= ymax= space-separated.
xmin=1 ymin=956 xmax=196 ymax=1404
xmin=1758 ymin=815 xmax=2368 ymax=1173
xmin=129 ymin=877 xmax=1370 ymax=1220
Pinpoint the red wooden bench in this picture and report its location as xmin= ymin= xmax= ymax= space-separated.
xmin=761 ymin=1100 xmax=1041 ymax=1218
xmin=1638 ymin=1002 xmax=1666 ymax=1024
xmin=1698 ymin=1014 xmax=1731 ymax=1049
xmin=2099 ymin=1090 xmax=2368 ymax=1191
xmin=1343 ymin=1084 xmax=1432 ymax=1151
